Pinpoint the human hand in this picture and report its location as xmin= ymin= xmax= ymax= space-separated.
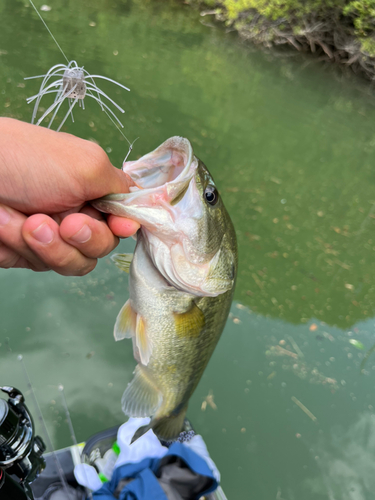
xmin=0 ymin=118 xmax=140 ymax=275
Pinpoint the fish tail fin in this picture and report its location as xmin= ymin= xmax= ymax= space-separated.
xmin=152 ymin=408 xmax=188 ymax=440
xmin=122 ymin=365 xmax=162 ymax=418
xmin=131 ymin=407 xmax=188 ymax=443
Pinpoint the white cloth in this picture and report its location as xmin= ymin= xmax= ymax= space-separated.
xmin=74 ymin=417 xmax=167 ymax=492
xmin=74 ymin=463 xmax=103 ymax=492
xmin=183 ymin=435 xmax=221 ymax=483
xmin=115 ymin=418 xmax=168 ymax=467
xmin=74 ymin=418 xmax=219 ymax=492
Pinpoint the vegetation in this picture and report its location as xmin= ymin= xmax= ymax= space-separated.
xmin=187 ymin=0 xmax=375 ymax=78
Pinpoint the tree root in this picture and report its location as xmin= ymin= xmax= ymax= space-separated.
xmin=196 ymin=4 xmax=375 ymax=80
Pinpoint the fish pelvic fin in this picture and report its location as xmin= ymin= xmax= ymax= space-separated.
xmin=131 ymin=407 xmax=188 ymax=443
xmin=174 ymin=302 xmax=205 ymax=339
xmin=111 ymin=253 xmax=133 ymax=273
xmin=122 ymin=365 xmax=162 ymax=418
xmin=114 ymin=299 xmax=136 ymax=341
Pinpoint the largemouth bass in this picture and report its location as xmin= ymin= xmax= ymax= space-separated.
xmin=93 ymin=137 xmax=237 ymax=440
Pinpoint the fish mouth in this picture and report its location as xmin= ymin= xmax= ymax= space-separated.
xmin=92 ymin=137 xmax=197 ymax=219
xmin=124 ymin=136 xmax=193 ymax=190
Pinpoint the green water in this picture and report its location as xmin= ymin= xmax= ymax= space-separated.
xmin=2 ymin=0 xmax=375 ymax=498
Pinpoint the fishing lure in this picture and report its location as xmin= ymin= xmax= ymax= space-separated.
xmin=25 ymin=60 xmax=130 ymax=132
xmin=25 ymin=0 xmax=132 ymax=146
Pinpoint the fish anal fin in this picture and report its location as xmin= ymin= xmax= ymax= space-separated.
xmin=174 ymin=303 xmax=205 ymax=339
xmin=114 ymin=300 xmax=136 ymax=341
xmin=111 ymin=253 xmax=133 ymax=273
xmin=136 ymin=315 xmax=152 ymax=366
xmin=122 ymin=365 xmax=162 ymax=418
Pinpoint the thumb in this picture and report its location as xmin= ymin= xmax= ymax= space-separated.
xmin=104 ymin=164 xmax=131 ymax=196
xmin=80 ymin=143 xmax=131 ymax=202
xmin=84 ymin=150 xmax=140 ymax=237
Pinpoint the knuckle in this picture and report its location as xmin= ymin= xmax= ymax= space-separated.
xmin=50 ymin=249 xmax=96 ymax=276
xmin=77 ymin=223 xmax=118 ymax=259
xmin=29 ymin=262 xmax=51 ymax=272
xmin=0 ymin=245 xmax=19 ymax=269
xmin=51 ymin=254 xmax=79 ymax=274
xmin=98 ymin=236 xmax=119 ymax=258
xmin=69 ymin=260 xmax=97 ymax=277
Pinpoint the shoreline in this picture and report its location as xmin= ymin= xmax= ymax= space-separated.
xmin=185 ymin=1 xmax=375 ymax=80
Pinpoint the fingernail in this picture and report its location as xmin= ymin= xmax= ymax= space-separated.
xmin=70 ymin=225 xmax=92 ymax=244
xmin=0 ymin=206 xmax=11 ymax=226
xmin=32 ymin=223 xmax=54 ymax=244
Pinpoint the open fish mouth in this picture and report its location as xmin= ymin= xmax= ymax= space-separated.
xmin=92 ymin=137 xmax=197 ymax=217
xmin=92 ymin=135 xmax=236 ymax=297
xmin=124 ymin=136 xmax=193 ymax=190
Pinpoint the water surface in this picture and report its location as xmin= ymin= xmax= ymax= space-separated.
xmin=1 ymin=1 xmax=375 ymax=498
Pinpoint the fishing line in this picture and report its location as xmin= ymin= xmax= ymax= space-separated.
xmin=58 ymin=385 xmax=94 ymax=500
xmin=102 ymin=107 xmax=138 ymax=162
xmin=18 ymin=355 xmax=73 ymax=500
xmin=26 ymin=0 xmax=138 ymax=151
xmin=58 ymin=385 xmax=78 ymax=446
xmin=28 ymin=0 xmax=70 ymax=64
xmin=125 ymin=137 xmax=139 ymax=162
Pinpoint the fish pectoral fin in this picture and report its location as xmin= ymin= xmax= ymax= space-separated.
xmin=111 ymin=253 xmax=134 ymax=273
xmin=135 ymin=315 xmax=152 ymax=366
xmin=122 ymin=365 xmax=162 ymax=418
xmin=114 ymin=300 xmax=137 ymax=341
xmin=174 ymin=303 xmax=205 ymax=338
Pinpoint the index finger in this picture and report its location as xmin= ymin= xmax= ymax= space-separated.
xmin=107 ymin=215 xmax=140 ymax=238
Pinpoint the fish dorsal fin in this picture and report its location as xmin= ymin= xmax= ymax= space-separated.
xmin=111 ymin=253 xmax=133 ymax=273
xmin=174 ymin=303 xmax=205 ymax=338
xmin=135 ymin=315 xmax=152 ymax=366
xmin=122 ymin=365 xmax=162 ymax=418
xmin=114 ymin=300 xmax=137 ymax=341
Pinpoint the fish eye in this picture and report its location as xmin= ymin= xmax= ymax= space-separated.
xmin=204 ymin=185 xmax=219 ymax=206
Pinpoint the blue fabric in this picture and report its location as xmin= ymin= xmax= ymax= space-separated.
xmin=164 ymin=442 xmax=218 ymax=496
xmin=118 ymin=469 xmax=167 ymax=500
xmin=91 ymin=458 xmax=158 ymax=499
xmin=91 ymin=443 xmax=218 ymax=500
